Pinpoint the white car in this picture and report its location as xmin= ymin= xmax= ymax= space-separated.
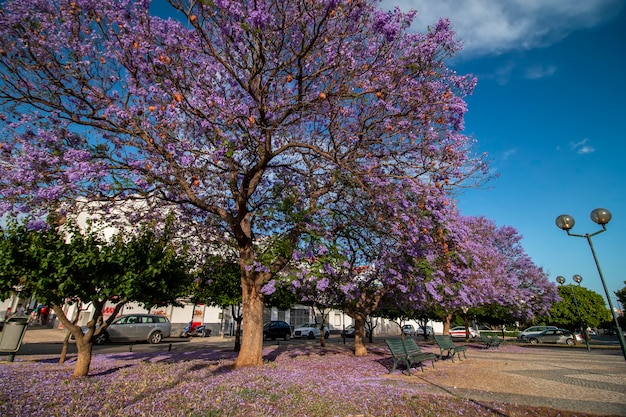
xmin=416 ymin=325 xmax=434 ymax=336
xmin=449 ymin=326 xmax=478 ymax=338
xmin=292 ymin=323 xmax=330 ymax=339
xmin=402 ymin=324 xmax=415 ymax=336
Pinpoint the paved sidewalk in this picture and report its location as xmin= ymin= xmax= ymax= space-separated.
xmin=20 ymin=325 xmax=76 ymax=344
xmin=383 ymin=345 xmax=626 ymax=416
xmin=7 ymin=327 xmax=626 ymax=416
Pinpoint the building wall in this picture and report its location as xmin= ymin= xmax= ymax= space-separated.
xmin=2 ymin=293 xmax=443 ymax=337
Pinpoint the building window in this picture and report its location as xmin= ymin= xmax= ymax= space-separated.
xmin=289 ymin=308 xmax=309 ymax=327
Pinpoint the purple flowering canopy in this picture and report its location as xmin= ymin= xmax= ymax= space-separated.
xmin=0 ymin=0 xmax=488 ymax=366
xmin=425 ymin=215 xmax=559 ymax=321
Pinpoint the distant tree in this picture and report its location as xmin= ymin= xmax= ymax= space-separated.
xmin=192 ymin=255 xmax=243 ymax=351
xmin=291 ymin=291 xmax=334 ymax=348
xmin=263 ymin=278 xmax=299 ymax=312
xmin=471 ymin=303 xmax=519 ymax=329
xmin=0 ymin=220 xmax=193 ymax=377
xmin=616 ymin=281 xmax=626 ymax=308
xmin=398 ymin=215 xmax=558 ymax=340
xmin=616 ymin=281 xmax=626 ymax=329
xmin=550 ymin=285 xmax=612 ymax=330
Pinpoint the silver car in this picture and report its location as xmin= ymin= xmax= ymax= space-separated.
xmin=87 ymin=314 xmax=171 ymax=345
xmin=527 ymin=328 xmax=583 ymax=345
xmin=516 ymin=325 xmax=557 ymax=341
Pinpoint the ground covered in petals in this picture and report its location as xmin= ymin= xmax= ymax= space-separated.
xmin=0 ymin=345 xmax=616 ymax=416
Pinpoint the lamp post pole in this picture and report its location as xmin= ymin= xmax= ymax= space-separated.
xmin=556 ymin=275 xmax=589 ymax=351
xmin=555 ymin=208 xmax=626 ymax=362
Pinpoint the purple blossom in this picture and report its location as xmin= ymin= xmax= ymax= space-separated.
xmin=260 ymin=279 xmax=276 ymax=295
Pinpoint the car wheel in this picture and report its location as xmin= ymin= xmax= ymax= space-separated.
xmin=324 ymin=331 xmax=330 ymax=339
xmin=283 ymin=332 xmax=290 ymax=341
xmin=529 ymin=338 xmax=538 ymax=344
xmin=94 ymin=332 xmax=108 ymax=345
xmin=308 ymin=331 xmax=315 ymax=339
xmin=566 ymin=338 xmax=574 ymax=345
xmin=148 ymin=331 xmax=163 ymax=344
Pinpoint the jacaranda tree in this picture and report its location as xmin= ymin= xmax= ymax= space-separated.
xmin=0 ymin=0 xmax=487 ymax=366
xmin=364 ymin=213 xmax=558 ymax=342
xmin=285 ymin=186 xmax=462 ymax=356
xmin=418 ymin=214 xmax=558 ymax=336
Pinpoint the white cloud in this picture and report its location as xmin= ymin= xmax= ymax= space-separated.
xmin=569 ymin=138 xmax=596 ymax=154
xmin=502 ymin=148 xmax=518 ymax=160
xmin=481 ymin=60 xmax=514 ymax=85
xmin=524 ymin=64 xmax=557 ymax=79
xmin=381 ymin=0 xmax=623 ymax=58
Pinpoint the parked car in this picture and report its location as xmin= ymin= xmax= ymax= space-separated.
xmin=292 ymin=322 xmax=330 ymax=339
xmin=449 ymin=326 xmax=478 ymax=338
xmin=527 ymin=328 xmax=583 ymax=345
xmin=416 ymin=325 xmax=434 ymax=336
xmin=341 ymin=324 xmax=371 ymax=338
xmin=402 ymin=324 xmax=415 ymax=336
xmin=516 ymin=325 xmax=558 ymax=341
xmin=263 ymin=320 xmax=291 ymax=340
xmin=82 ymin=314 xmax=171 ymax=345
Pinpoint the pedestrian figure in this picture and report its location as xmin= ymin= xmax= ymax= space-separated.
xmin=40 ymin=305 xmax=49 ymax=325
xmin=29 ymin=309 xmax=38 ymax=324
xmin=15 ymin=303 xmax=25 ymax=316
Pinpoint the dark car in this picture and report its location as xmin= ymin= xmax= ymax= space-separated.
xmin=263 ymin=320 xmax=291 ymax=341
xmin=341 ymin=324 xmax=371 ymax=338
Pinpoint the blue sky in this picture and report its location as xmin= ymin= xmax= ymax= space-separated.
xmin=383 ymin=0 xmax=626 ymax=306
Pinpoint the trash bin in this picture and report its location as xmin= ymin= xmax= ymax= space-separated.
xmin=0 ymin=316 xmax=29 ymax=361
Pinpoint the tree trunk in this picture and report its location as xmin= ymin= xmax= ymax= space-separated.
xmin=52 ymin=304 xmax=94 ymax=377
xmin=442 ymin=312 xmax=453 ymax=335
xmin=59 ymin=302 xmax=83 ymax=364
xmin=353 ymin=314 xmax=368 ymax=356
xmin=316 ymin=307 xmax=327 ymax=348
xmin=233 ymin=304 xmax=242 ymax=352
xmin=463 ymin=314 xmax=470 ymax=342
xmin=59 ymin=330 xmax=72 ymax=364
xmin=72 ymin=335 xmax=94 ymax=378
xmin=234 ymin=245 xmax=265 ymax=367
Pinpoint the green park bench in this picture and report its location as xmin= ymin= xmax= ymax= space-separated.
xmin=480 ymin=333 xmax=496 ymax=349
xmin=434 ymin=334 xmax=467 ymax=362
xmin=490 ymin=334 xmax=504 ymax=347
xmin=385 ymin=338 xmax=436 ymax=375
xmin=403 ymin=338 xmax=437 ymax=371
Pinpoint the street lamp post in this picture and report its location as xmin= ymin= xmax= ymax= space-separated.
xmin=555 ymin=208 xmax=626 ymax=362
xmin=556 ymin=275 xmax=590 ymax=351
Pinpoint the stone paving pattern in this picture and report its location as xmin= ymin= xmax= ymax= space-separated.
xmin=383 ymin=346 xmax=626 ymax=416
